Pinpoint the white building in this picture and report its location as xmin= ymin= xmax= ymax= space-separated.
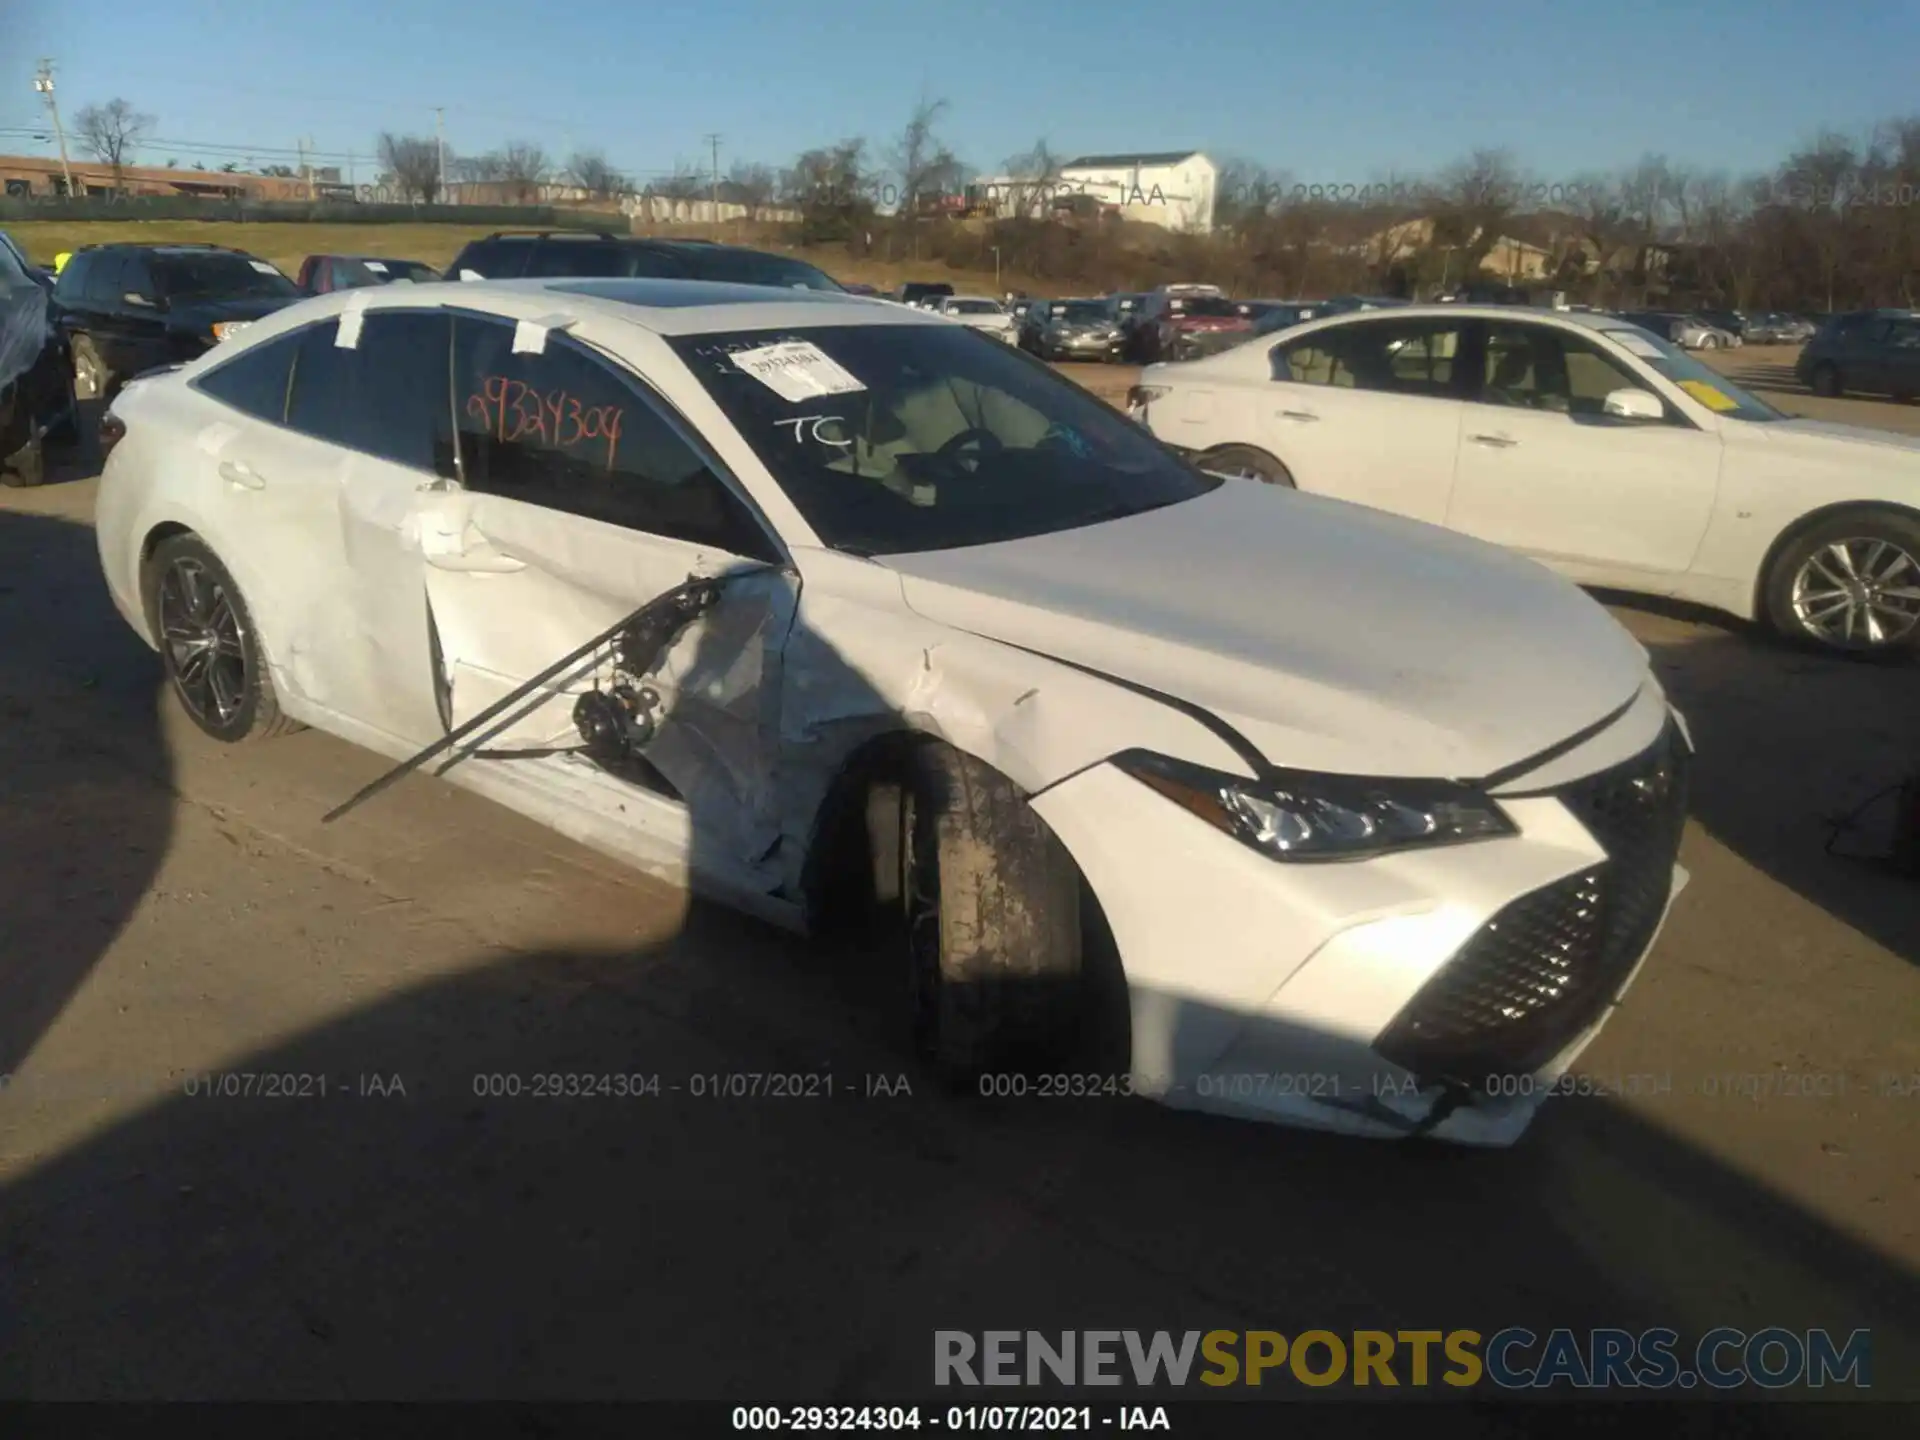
xmin=964 ymin=151 xmax=1219 ymax=233
xmin=1060 ymin=151 xmax=1218 ymax=233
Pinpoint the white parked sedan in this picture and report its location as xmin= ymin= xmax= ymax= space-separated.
xmin=1133 ymin=304 xmax=1920 ymax=654
xmin=94 ymin=278 xmax=1692 ymax=1145
xmin=933 ymin=294 xmax=1018 ymax=342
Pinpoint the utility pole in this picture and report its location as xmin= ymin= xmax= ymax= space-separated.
xmin=434 ymin=107 xmax=448 ymax=203
xmin=297 ymin=137 xmax=313 ymax=198
xmin=32 ymin=59 xmax=75 ymax=197
xmin=704 ymin=132 xmax=722 ymax=229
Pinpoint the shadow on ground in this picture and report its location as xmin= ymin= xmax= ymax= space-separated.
xmin=1599 ymin=599 xmax=1920 ymax=969
xmin=0 ymin=506 xmax=170 ymax=1076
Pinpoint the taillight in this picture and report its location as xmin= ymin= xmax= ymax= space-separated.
xmin=97 ymin=410 xmax=127 ymax=462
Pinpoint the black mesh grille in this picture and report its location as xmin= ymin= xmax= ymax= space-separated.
xmin=1375 ymin=723 xmax=1690 ymax=1085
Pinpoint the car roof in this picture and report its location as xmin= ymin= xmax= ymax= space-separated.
xmin=270 ymin=275 xmax=937 ymax=338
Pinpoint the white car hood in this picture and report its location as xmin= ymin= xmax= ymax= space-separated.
xmin=876 ymin=482 xmax=1650 ymax=780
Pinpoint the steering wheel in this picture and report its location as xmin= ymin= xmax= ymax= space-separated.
xmin=933 ymin=427 xmax=1005 ymax=473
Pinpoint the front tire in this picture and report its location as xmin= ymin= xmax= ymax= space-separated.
xmin=1198 ymin=444 xmax=1295 ymax=487
xmin=1764 ymin=511 xmax=1920 ymax=656
xmin=900 ymin=741 xmax=1084 ymax=1079
xmin=143 ymin=534 xmax=301 ymax=741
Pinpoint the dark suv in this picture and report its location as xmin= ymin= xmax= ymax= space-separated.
xmin=55 ymin=243 xmax=304 ymax=399
xmin=1795 ymin=309 xmax=1920 ymax=400
xmin=445 ymin=231 xmax=843 ymax=290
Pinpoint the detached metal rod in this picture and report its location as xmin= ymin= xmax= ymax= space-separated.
xmin=321 ymin=574 xmax=724 ymax=825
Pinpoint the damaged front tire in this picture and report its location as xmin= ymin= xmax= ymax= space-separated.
xmin=901 ymin=740 xmax=1084 ymax=1080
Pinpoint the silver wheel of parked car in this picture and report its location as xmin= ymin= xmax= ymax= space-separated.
xmin=71 ymin=335 xmax=110 ymax=401
xmin=143 ymin=534 xmax=301 ymax=741
xmin=1699 ymin=334 xmax=1720 ymax=350
xmin=1786 ymin=536 xmax=1920 ymax=650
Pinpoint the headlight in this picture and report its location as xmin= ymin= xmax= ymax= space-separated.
xmin=1113 ymin=750 xmax=1515 ymax=862
xmin=209 ymin=321 xmax=252 ymax=342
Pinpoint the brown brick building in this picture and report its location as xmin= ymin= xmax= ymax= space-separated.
xmin=0 ymin=153 xmax=310 ymax=200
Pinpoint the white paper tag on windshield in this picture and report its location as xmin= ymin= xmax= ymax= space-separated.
xmin=364 ymin=261 xmax=388 ymax=273
xmin=730 ymin=340 xmax=865 ymax=401
xmin=1613 ymin=331 xmax=1664 ymax=359
xmin=249 ymin=260 xmax=280 ymax=276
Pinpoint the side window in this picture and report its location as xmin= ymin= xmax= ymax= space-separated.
xmin=195 ymin=328 xmax=305 ymax=423
xmin=1338 ymin=320 xmax=1462 ymax=398
xmin=1272 ymin=333 xmax=1344 ymax=385
xmin=449 ymin=314 xmax=774 ymax=557
xmin=285 ymin=311 xmax=454 ymax=473
xmin=1887 ymin=319 xmax=1920 ymax=350
xmin=1481 ymin=324 xmax=1651 ymax=416
xmin=55 ymin=252 xmax=92 ymax=301
xmin=87 ymin=254 xmax=128 ymax=304
xmin=452 ymin=240 xmax=516 ymax=279
xmin=122 ymin=255 xmax=156 ymax=303
xmin=524 ymin=242 xmax=632 ymax=278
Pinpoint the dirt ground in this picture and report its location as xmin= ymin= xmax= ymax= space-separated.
xmin=0 ymin=345 xmax=1915 ymax=1409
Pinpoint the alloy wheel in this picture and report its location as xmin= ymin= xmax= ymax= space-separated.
xmin=158 ymin=556 xmax=249 ymax=724
xmin=1790 ymin=538 xmax=1920 ymax=647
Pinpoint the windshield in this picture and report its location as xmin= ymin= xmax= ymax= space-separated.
xmin=686 ymin=249 xmax=844 ymax=292
xmin=947 ymin=299 xmax=1001 ymax=315
xmin=1055 ymin=302 xmax=1108 ymax=323
xmin=670 ymin=323 xmax=1220 ymax=555
xmin=153 ymin=253 xmax=299 ymax=300
xmin=1606 ymin=326 xmax=1784 ymax=421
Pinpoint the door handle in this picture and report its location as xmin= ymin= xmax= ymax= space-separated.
xmin=1468 ymin=433 xmax=1518 ymax=448
xmin=1278 ymin=409 xmax=1320 ymax=422
xmin=218 ymin=459 xmax=266 ymax=489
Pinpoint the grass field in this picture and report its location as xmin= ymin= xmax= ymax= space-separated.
xmin=4 ymin=220 xmax=1020 ymax=295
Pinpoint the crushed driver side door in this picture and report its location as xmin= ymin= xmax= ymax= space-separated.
xmin=418 ymin=311 xmax=795 ymax=867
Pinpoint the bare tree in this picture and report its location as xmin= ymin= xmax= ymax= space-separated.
xmin=379 ymin=132 xmax=444 ymax=203
xmin=651 ymin=164 xmax=708 ymax=202
xmin=1213 ymin=156 xmax=1286 ymax=231
xmin=728 ymin=161 xmax=777 ymax=219
xmin=1426 ymin=149 xmax=1523 ymax=283
xmin=498 ymin=141 xmax=549 ymax=204
xmin=1000 ymin=138 xmax=1062 ymax=219
xmin=568 ymin=150 xmax=625 ymax=201
xmin=73 ymin=99 xmax=155 ymax=186
xmin=890 ymin=98 xmax=962 ymax=253
xmin=782 ymin=138 xmax=873 ymax=242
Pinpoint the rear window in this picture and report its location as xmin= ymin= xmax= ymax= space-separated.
xmin=153 ymin=253 xmax=299 ymax=300
xmin=946 ymin=299 xmax=1001 ymax=315
xmin=526 ymin=242 xmax=645 ymax=279
xmin=683 ymin=248 xmax=843 ymax=291
xmin=1168 ymin=297 xmax=1238 ymax=318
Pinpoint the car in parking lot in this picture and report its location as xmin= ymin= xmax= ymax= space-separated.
xmin=90 ymin=276 xmax=1692 ymax=1145
xmin=931 ymin=294 xmax=1018 ymax=341
xmin=1132 ymin=303 xmax=1920 ymax=655
xmin=446 ymin=230 xmax=844 ymax=291
xmin=296 ymin=254 xmax=441 ymax=293
xmin=1795 ymin=309 xmax=1920 ymax=400
xmin=895 ymin=281 xmax=955 ymax=309
xmin=1125 ymin=288 xmax=1251 ymax=363
xmin=54 ymin=243 xmax=305 ymax=400
xmin=0 ymin=228 xmax=79 ymax=486
xmin=1034 ymin=298 xmax=1127 ymax=361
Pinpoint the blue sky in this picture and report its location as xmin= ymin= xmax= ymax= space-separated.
xmin=1 ymin=0 xmax=1913 ymax=185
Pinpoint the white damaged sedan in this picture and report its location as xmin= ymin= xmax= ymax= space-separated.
xmin=94 ymin=277 xmax=1692 ymax=1145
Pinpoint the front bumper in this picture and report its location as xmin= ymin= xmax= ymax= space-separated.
xmin=1030 ymin=700 xmax=1692 ymax=1145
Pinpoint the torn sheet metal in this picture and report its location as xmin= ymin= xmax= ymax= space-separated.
xmin=511 ymin=313 xmax=578 ymax=355
xmin=0 ymin=263 xmax=48 ymax=393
